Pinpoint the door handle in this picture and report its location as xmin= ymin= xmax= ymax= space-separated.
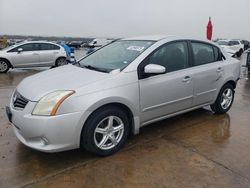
xmin=32 ymin=53 xmax=39 ymax=55
xmin=217 ymin=67 xmax=223 ymax=72
xmin=182 ymin=76 xmax=191 ymax=82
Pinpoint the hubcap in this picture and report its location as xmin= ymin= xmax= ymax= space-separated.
xmin=94 ymin=116 xmax=124 ymax=150
xmin=221 ymin=88 xmax=233 ymax=110
xmin=0 ymin=61 xmax=8 ymax=72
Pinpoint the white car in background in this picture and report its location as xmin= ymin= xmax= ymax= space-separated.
xmin=0 ymin=41 xmax=67 ymax=73
xmin=217 ymin=39 xmax=244 ymax=57
xmin=88 ymin=38 xmax=114 ymax=47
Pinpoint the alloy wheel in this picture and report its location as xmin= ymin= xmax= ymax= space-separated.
xmin=0 ymin=61 xmax=8 ymax=72
xmin=221 ymin=88 xmax=233 ymax=110
xmin=94 ymin=116 xmax=124 ymax=150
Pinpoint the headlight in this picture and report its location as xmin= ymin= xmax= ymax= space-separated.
xmin=32 ymin=90 xmax=75 ymax=116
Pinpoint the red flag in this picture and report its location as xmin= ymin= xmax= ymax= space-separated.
xmin=206 ymin=17 xmax=213 ymax=40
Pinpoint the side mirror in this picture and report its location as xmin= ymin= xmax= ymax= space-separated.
xmin=144 ymin=64 xmax=166 ymax=74
xmin=17 ymin=48 xmax=23 ymax=53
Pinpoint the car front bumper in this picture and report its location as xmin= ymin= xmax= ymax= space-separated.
xmin=6 ymin=101 xmax=87 ymax=152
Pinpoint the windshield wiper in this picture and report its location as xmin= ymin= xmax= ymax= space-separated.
xmin=82 ymin=65 xmax=109 ymax=73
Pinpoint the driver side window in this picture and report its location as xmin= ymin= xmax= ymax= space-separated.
xmin=8 ymin=43 xmax=39 ymax=52
xmin=147 ymin=41 xmax=189 ymax=73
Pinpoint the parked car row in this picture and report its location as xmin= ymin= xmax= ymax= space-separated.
xmin=67 ymin=41 xmax=85 ymax=49
xmin=216 ymin=39 xmax=248 ymax=57
xmin=5 ymin=36 xmax=240 ymax=156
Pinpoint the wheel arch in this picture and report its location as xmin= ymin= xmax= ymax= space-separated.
xmin=224 ymin=80 xmax=236 ymax=89
xmin=82 ymin=102 xmax=137 ymax=136
xmin=55 ymin=56 xmax=66 ymax=66
xmin=79 ymin=101 xmax=140 ymax=148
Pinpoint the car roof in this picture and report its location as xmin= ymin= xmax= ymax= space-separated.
xmin=122 ymin=35 xmax=175 ymax=41
xmin=122 ymin=35 xmax=219 ymax=46
xmin=24 ymin=41 xmax=59 ymax=44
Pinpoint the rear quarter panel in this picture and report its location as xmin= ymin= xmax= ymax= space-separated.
xmin=214 ymin=56 xmax=240 ymax=101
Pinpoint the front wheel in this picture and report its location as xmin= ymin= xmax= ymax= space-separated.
xmin=210 ymin=84 xmax=235 ymax=114
xmin=81 ymin=107 xmax=130 ymax=156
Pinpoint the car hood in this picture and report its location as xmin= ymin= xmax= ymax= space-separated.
xmin=17 ymin=65 xmax=113 ymax=101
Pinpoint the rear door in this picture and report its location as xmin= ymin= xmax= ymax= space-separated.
xmin=190 ymin=41 xmax=224 ymax=106
xmin=138 ymin=41 xmax=194 ymax=123
xmin=39 ymin=43 xmax=60 ymax=66
xmin=7 ymin=43 xmax=40 ymax=67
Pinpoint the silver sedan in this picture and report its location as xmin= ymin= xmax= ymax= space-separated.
xmin=6 ymin=36 xmax=240 ymax=156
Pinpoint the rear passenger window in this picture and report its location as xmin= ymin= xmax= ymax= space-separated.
xmin=191 ymin=42 xmax=220 ymax=66
xmin=40 ymin=43 xmax=60 ymax=50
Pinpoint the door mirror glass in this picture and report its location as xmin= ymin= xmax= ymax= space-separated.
xmin=144 ymin=64 xmax=166 ymax=74
xmin=17 ymin=48 xmax=23 ymax=53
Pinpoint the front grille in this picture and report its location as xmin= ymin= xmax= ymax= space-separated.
xmin=13 ymin=91 xmax=29 ymax=109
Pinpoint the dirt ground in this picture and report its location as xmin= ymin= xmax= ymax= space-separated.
xmin=0 ymin=52 xmax=250 ymax=188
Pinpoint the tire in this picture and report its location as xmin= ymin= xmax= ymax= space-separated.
xmin=0 ymin=59 xmax=10 ymax=73
xmin=210 ymin=84 xmax=235 ymax=114
xmin=81 ymin=106 xmax=130 ymax=156
xmin=55 ymin=57 xmax=67 ymax=67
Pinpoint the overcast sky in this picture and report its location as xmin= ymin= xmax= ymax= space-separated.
xmin=0 ymin=0 xmax=250 ymax=40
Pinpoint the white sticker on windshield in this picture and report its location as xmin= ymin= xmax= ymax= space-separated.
xmin=127 ymin=46 xmax=145 ymax=52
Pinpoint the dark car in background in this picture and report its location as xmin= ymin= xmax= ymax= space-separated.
xmin=67 ymin=41 xmax=84 ymax=49
xmin=242 ymin=40 xmax=249 ymax=51
xmin=247 ymin=50 xmax=250 ymax=74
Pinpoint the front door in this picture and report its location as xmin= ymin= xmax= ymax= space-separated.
xmin=139 ymin=41 xmax=194 ymax=123
xmin=8 ymin=43 xmax=40 ymax=67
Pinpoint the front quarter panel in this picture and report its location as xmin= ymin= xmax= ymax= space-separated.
xmin=58 ymin=72 xmax=140 ymax=115
xmin=213 ymin=57 xmax=240 ymax=102
xmin=56 ymin=71 xmax=140 ymax=140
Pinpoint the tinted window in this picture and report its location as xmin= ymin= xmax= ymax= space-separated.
xmin=147 ymin=41 xmax=189 ymax=72
xmin=229 ymin=41 xmax=240 ymax=46
xmin=217 ymin=41 xmax=228 ymax=46
xmin=9 ymin=43 xmax=39 ymax=52
xmin=213 ymin=46 xmax=223 ymax=61
xmin=40 ymin=43 xmax=60 ymax=50
xmin=191 ymin=42 xmax=215 ymax=65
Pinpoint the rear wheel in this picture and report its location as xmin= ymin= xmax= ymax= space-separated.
xmin=210 ymin=84 xmax=234 ymax=114
xmin=81 ymin=106 xmax=130 ymax=156
xmin=55 ymin=57 xmax=67 ymax=67
xmin=0 ymin=59 xmax=10 ymax=73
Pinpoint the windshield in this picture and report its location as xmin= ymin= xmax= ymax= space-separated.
xmin=1 ymin=42 xmax=24 ymax=51
xmin=79 ymin=40 xmax=154 ymax=72
xmin=217 ymin=41 xmax=229 ymax=46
